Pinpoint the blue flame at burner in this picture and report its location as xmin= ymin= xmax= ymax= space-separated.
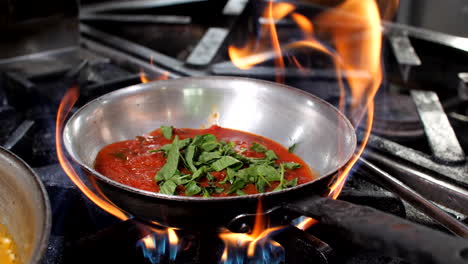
xmin=221 ymin=228 xmax=286 ymax=264
xmin=138 ymin=230 xmax=178 ymax=264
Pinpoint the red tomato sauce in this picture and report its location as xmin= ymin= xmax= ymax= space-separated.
xmin=94 ymin=125 xmax=317 ymax=196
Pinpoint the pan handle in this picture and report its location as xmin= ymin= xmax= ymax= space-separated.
xmin=282 ymin=196 xmax=468 ymax=264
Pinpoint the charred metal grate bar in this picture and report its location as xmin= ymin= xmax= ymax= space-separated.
xmin=362 ymin=133 xmax=468 ymax=214
xmin=410 ymin=90 xmax=466 ymax=164
xmin=80 ymin=24 xmax=202 ymax=77
xmin=389 ymin=33 xmax=421 ymax=66
xmin=186 ymin=28 xmax=229 ymax=66
xmin=81 ymin=38 xmax=179 ymax=79
xmin=358 ymin=156 xmax=468 ymax=237
xmin=389 ymin=33 xmax=421 ymax=81
xmin=223 ymin=0 xmax=249 ymax=15
xmin=80 ymin=14 xmax=192 ymax=25
xmin=3 ymin=120 xmax=35 ymax=161
xmin=459 ymin=73 xmax=468 ymax=101
xmin=82 ymin=0 xmax=206 ymax=14
xmin=211 ymin=60 xmax=371 ymax=80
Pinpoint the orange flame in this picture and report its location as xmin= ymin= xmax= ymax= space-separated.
xmin=140 ymin=55 xmax=170 ymax=83
xmin=140 ymin=70 xmax=169 ymax=83
xmin=141 ymin=234 xmax=156 ymax=249
xmin=228 ymin=2 xmax=295 ymax=73
xmin=56 ymin=60 xmax=170 ymax=219
xmin=139 ymin=227 xmax=180 ymax=262
xmin=55 ymin=86 xmax=128 ymax=220
xmin=167 ymin=228 xmax=179 ymax=247
xmin=219 ymin=200 xmax=285 ymax=261
xmin=223 ymin=0 xmax=398 ymax=251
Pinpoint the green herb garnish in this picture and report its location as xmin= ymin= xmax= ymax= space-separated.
xmin=155 ymin=136 xmax=180 ymax=182
xmin=110 ymin=152 xmax=127 ymax=160
xmin=211 ymin=156 xmax=241 ymax=171
xmin=161 ymin=125 xmax=173 ymax=140
xmin=149 ymin=127 xmax=303 ymax=196
xmin=250 ymin=142 xmax=268 ymax=153
xmin=288 ymin=143 xmax=298 ymax=153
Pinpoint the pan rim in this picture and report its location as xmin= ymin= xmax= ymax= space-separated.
xmin=63 ymin=76 xmax=357 ymax=202
xmin=0 ymin=147 xmax=52 ymax=264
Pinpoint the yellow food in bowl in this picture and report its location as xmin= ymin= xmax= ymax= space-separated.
xmin=0 ymin=224 xmax=19 ymax=264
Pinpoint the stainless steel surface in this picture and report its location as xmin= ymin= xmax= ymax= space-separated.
xmin=362 ymin=150 xmax=468 ymax=216
xmin=81 ymin=38 xmax=181 ymax=80
xmin=410 ymin=90 xmax=466 ymax=164
xmin=222 ymin=0 xmax=249 ymax=15
xmin=82 ymin=0 xmax=205 ymax=14
xmin=185 ymin=27 xmax=229 ymax=66
xmin=0 ymin=47 xmax=83 ymax=78
xmin=383 ymin=22 xmax=468 ymax=53
xmin=63 ymin=76 xmax=356 ymax=200
xmin=388 ymin=33 xmax=421 ymax=81
xmin=359 ymin=157 xmax=468 ymax=237
xmin=211 ymin=62 xmax=371 ymax=80
xmin=365 ymin=130 xmax=468 ymax=186
xmin=80 ymin=14 xmax=192 ymax=24
xmin=459 ymin=73 xmax=468 ymax=100
xmin=80 ymin=24 xmax=203 ymax=77
xmin=4 ymin=120 xmax=35 ymax=151
xmin=389 ymin=34 xmax=421 ymax=66
xmin=0 ymin=147 xmax=51 ymax=264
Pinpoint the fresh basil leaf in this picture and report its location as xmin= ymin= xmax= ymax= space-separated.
xmin=161 ymin=126 xmax=173 ymax=140
xmin=214 ymin=187 xmax=225 ymax=194
xmin=178 ymin=138 xmax=192 ymax=150
xmin=230 ymin=162 xmax=244 ymax=171
xmin=255 ymin=178 xmax=267 ymax=193
xmin=211 ymin=156 xmax=241 ymax=171
xmin=265 ymin=150 xmax=278 ymax=160
xmin=185 ymin=145 xmax=197 ymax=172
xmin=282 ymin=162 xmax=302 ymax=170
xmin=285 ymin=178 xmax=298 ymax=188
xmin=201 ymin=142 xmax=218 ymax=152
xmin=288 ymin=143 xmax=298 ymax=153
xmin=221 ymin=141 xmax=235 ymax=155
xmin=248 ymin=157 xmax=275 ymax=166
xmin=197 ymin=151 xmax=221 ymax=164
xmin=190 ymin=135 xmax=203 ymax=146
xmin=150 ymin=143 xmax=171 ymax=153
xmin=220 ymin=167 xmax=235 ymax=184
xmin=202 ymin=188 xmax=211 ymax=197
xmin=191 ymin=166 xmax=206 ymax=181
xmin=227 ymin=179 xmax=246 ymax=194
xmin=236 ymin=189 xmax=247 ymax=196
xmin=231 ymin=152 xmax=252 ymax=164
xmin=152 ymin=138 xmax=191 ymax=154
xmin=256 ymin=165 xmax=280 ymax=181
xmin=250 ymin=142 xmax=267 ymax=153
xmin=206 ymin=172 xmax=215 ymax=181
xmin=202 ymin=134 xmax=217 ymax=143
xmin=155 ymin=136 xmax=180 ymax=181
xmin=173 ymin=174 xmax=191 ymax=185
xmin=185 ymin=181 xmax=202 ymax=196
xmin=110 ymin=152 xmax=127 ymax=160
xmin=235 ymin=168 xmax=249 ymax=181
xmin=159 ymin=180 xmax=177 ymax=195
xmin=273 ymin=164 xmax=285 ymax=192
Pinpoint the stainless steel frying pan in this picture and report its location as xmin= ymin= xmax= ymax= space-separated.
xmin=63 ymin=76 xmax=468 ymax=264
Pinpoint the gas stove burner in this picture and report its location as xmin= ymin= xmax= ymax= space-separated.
xmin=372 ymin=93 xmax=424 ymax=141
